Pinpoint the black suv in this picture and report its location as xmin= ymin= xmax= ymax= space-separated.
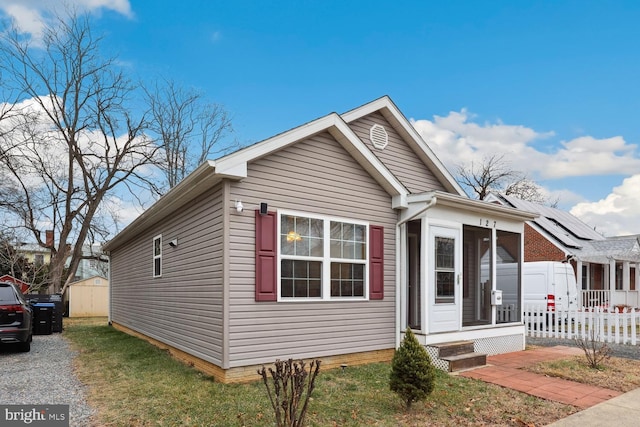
xmin=0 ymin=282 xmax=33 ymax=352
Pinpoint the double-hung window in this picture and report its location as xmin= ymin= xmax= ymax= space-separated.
xmin=279 ymin=212 xmax=367 ymax=300
xmin=153 ymin=235 xmax=162 ymax=277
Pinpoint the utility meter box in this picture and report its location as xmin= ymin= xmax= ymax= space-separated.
xmin=491 ymin=289 xmax=503 ymax=306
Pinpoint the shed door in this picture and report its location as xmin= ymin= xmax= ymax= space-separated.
xmin=429 ymin=226 xmax=461 ymax=333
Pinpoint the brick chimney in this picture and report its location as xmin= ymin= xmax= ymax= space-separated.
xmin=45 ymin=230 xmax=54 ymax=248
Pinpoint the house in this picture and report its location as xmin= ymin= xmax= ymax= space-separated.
xmin=0 ymin=274 xmax=30 ymax=293
xmin=67 ymin=276 xmax=109 ymax=317
xmin=14 ymin=243 xmax=51 ymax=269
xmin=487 ymin=193 xmax=640 ymax=309
xmin=71 ymin=244 xmax=108 ymax=281
xmin=104 ymin=96 xmax=537 ymax=383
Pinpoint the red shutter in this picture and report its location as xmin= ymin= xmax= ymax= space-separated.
xmin=255 ymin=210 xmax=277 ymax=301
xmin=369 ymin=225 xmax=384 ymax=300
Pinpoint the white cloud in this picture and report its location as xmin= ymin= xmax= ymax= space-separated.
xmin=570 ymin=175 xmax=640 ymax=237
xmin=0 ymin=0 xmax=133 ymax=41
xmin=411 ymin=110 xmax=554 ymax=176
xmin=412 ymin=110 xmax=640 ymax=234
xmin=543 ymin=136 xmax=640 ymax=179
xmin=411 ymin=110 xmax=640 ymax=180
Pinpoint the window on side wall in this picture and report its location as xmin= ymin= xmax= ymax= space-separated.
xmin=153 ymin=235 xmax=162 ymax=277
xmin=279 ymin=212 xmax=367 ymax=300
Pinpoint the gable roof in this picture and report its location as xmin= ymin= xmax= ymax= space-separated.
xmin=341 ymin=96 xmax=466 ymax=196
xmin=110 ymin=96 xmax=457 ymax=250
xmin=487 ymin=193 xmax=640 ymax=263
xmin=213 ymin=106 xmax=409 ymax=207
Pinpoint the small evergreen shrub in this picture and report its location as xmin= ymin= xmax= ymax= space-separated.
xmin=389 ymin=328 xmax=436 ymax=409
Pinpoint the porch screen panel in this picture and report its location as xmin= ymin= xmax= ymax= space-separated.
xmin=462 ymin=226 xmax=492 ymax=326
xmin=496 ymin=230 xmax=521 ymax=323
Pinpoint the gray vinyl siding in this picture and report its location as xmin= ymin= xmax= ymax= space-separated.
xmin=348 ymin=111 xmax=447 ymax=194
xmin=110 ymin=184 xmax=225 ymax=365
xmin=227 ymin=132 xmax=397 ymax=367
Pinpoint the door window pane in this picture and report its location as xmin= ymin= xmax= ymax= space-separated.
xmin=436 ymin=272 xmax=455 ymax=302
xmin=434 ymin=236 xmax=455 ymax=304
xmin=435 ymin=237 xmax=454 ymax=268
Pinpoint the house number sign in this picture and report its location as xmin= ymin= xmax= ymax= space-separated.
xmin=479 ymin=218 xmax=497 ymax=228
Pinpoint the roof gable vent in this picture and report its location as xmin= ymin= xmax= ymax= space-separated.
xmin=369 ymin=123 xmax=388 ymax=150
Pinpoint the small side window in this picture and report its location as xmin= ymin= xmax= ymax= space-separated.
xmin=153 ymin=235 xmax=162 ymax=277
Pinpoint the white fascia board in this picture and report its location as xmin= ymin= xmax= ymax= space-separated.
xmin=392 ymin=194 xmax=408 ymax=210
xmin=342 ymin=96 xmax=466 ymax=196
xmin=214 ymin=110 xmax=409 ymax=209
xmin=415 ymin=191 xmax=539 ymax=222
xmin=104 ymin=161 xmax=220 ymax=251
xmin=213 ymin=114 xmax=341 ymax=173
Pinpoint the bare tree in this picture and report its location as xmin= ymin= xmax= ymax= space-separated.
xmin=0 ymin=11 xmax=158 ymax=294
xmin=456 ymin=154 xmax=555 ymax=205
xmin=456 ymin=154 xmax=520 ymax=200
xmin=145 ymin=79 xmax=234 ymax=192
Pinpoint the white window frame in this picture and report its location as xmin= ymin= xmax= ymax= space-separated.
xmin=153 ymin=234 xmax=162 ymax=278
xmin=277 ymin=210 xmax=369 ymax=302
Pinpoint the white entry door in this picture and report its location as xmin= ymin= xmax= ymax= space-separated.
xmin=428 ymin=226 xmax=461 ymax=333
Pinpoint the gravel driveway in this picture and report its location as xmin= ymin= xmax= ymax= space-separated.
xmin=0 ymin=334 xmax=95 ymax=426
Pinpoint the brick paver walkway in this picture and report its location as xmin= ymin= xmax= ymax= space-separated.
xmin=459 ymin=346 xmax=622 ymax=409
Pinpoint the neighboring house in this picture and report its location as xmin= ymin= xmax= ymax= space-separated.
xmin=70 ymin=244 xmax=109 ymax=281
xmin=67 ymin=276 xmax=109 ymax=317
xmin=487 ymin=193 xmax=640 ymax=309
xmin=0 ymin=274 xmax=30 ymax=293
xmin=15 ymin=243 xmax=51 ymax=268
xmin=15 ymin=241 xmax=107 ymax=283
xmin=104 ymin=96 xmax=537 ymax=383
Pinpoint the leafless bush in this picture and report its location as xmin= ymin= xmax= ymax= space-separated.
xmin=257 ymin=358 xmax=321 ymax=427
xmin=574 ymin=329 xmax=611 ymax=369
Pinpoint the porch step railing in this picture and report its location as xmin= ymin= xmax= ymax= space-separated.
xmin=524 ymin=305 xmax=640 ymax=346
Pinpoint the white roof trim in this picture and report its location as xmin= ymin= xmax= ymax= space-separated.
xmin=409 ymin=191 xmax=539 ymax=222
xmin=105 ymin=107 xmax=412 ymax=251
xmin=342 ymin=96 xmax=466 ymax=196
xmin=109 ymin=97 xmax=472 ymax=250
xmin=104 ymin=161 xmax=222 ymax=251
xmin=215 ymin=112 xmax=409 ymax=207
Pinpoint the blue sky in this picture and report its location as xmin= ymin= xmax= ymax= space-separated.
xmin=2 ymin=1 xmax=640 ymax=236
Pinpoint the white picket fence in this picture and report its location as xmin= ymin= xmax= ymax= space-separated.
xmin=524 ymin=305 xmax=640 ymax=346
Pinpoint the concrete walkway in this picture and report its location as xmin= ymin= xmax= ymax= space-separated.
xmin=546 ymin=386 xmax=640 ymax=426
xmin=459 ymin=346 xmax=622 ymax=408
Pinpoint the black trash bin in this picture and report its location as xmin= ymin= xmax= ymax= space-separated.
xmin=32 ymin=302 xmax=55 ymax=335
xmin=26 ymin=294 xmax=64 ymax=332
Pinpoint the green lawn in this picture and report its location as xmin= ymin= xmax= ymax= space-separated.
xmin=64 ymin=318 xmax=576 ymax=426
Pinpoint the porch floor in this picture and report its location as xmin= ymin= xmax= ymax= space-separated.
xmin=458 ymin=346 xmax=622 ymax=409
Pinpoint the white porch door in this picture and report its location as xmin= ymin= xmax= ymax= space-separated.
xmin=428 ymin=226 xmax=461 ymax=333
